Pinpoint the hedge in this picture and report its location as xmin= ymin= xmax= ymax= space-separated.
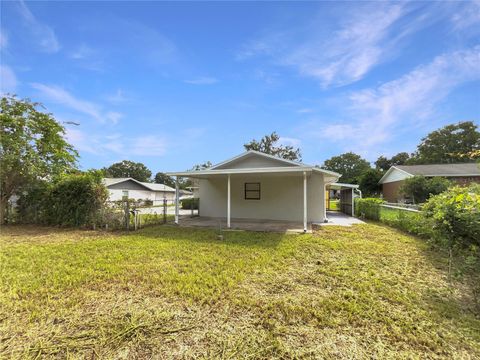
xmin=354 ymin=198 xmax=384 ymax=220
xmin=181 ymin=198 xmax=199 ymax=210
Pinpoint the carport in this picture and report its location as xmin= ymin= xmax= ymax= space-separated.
xmin=326 ymin=183 xmax=361 ymax=216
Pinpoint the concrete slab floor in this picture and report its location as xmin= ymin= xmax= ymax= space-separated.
xmin=319 ymin=211 xmax=365 ymax=227
xmin=176 ymin=216 xmax=312 ymax=233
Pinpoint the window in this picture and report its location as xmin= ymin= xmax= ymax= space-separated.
xmin=245 ymin=182 xmax=260 ymax=200
xmin=122 ymin=190 xmax=129 ymax=198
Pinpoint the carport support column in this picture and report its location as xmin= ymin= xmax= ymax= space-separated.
xmin=175 ymin=176 xmax=179 ymax=224
xmin=227 ymin=174 xmax=231 ymax=229
xmin=351 ymin=188 xmax=355 ymax=217
xmin=303 ymin=171 xmax=307 ymax=232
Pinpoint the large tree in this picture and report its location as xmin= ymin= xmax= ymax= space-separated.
xmin=104 ymin=160 xmax=152 ymax=182
xmin=0 ymin=96 xmax=77 ymax=224
xmin=359 ymin=168 xmax=383 ymax=196
xmin=154 ymin=172 xmax=175 ymax=187
xmin=412 ymin=121 xmax=480 ymax=164
xmin=244 ymin=132 xmax=301 ymax=161
xmin=322 ymin=152 xmax=371 ymax=184
xmin=375 ymin=152 xmax=411 ymax=171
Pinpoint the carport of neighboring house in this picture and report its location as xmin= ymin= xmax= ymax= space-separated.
xmin=326 ymin=183 xmax=361 ymax=216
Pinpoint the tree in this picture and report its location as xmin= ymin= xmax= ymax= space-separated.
xmin=412 ymin=121 xmax=480 ymax=164
xmin=0 ymin=96 xmax=77 ymax=224
xmin=400 ymin=175 xmax=451 ymax=204
xmin=375 ymin=152 xmax=410 ymax=171
xmin=359 ymin=168 xmax=383 ymax=196
xmin=179 ymin=161 xmax=212 ymax=189
xmin=244 ymin=132 xmax=301 ymax=161
xmin=104 ymin=160 xmax=152 ymax=182
xmin=154 ymin=172 xmax=175 ymax=187
xmin=322 ymin=152 xmax=371 ymax=184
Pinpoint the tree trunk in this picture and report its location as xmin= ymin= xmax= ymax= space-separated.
xmin=0 ymin=197 xmax=7 ymax=225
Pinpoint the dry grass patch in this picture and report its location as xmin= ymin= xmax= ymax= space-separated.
xmin=0 ymin=224 xmax=479 ymax=359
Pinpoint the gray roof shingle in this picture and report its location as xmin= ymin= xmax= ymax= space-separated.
xmin=396 ymin=163 xmax=480 ymax=176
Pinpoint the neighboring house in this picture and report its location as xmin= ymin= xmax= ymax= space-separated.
xmin=103 ymin=178 xmax=176 ymax=204
xmin=167 ymin=150 xmax=343 ymax=231
xmin=379 ymin=163 xmax=480 ymax=202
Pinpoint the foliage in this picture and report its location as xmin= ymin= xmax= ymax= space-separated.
xmin=154 ymin=172 xmax=175 ymax=187
xmin=411 ymin=121 xmax=480 ymax=164
xmin=244 ymin=131 xmax=301 ymax=161
xmin=18 ymin=171 xmax=108 ymax=226
xmin=1 ymin=225 xmax=478 ymax=358
xmin=323 ymin=152 xmax=371 ymax=184
xmin=354 ymin=198 xmax=384 ymax=220
xmin=104 ymin=160 xmax=152 ymax=182
xmin=358 ymin=168 xmax=383 ymax=196
xmin=375 ymin=152 xmax=411 ymax=171
xmin=0 ymin=95 xmax=78 ymax=224
xmin=423 ymin=184 xmax=480 ymax=249
xmin=181 ymin=198 xmax=199 ymax=210
xmin=380 ymin=207 xmax=433 ymax=239
xmin=400 ymin=175 xmax=451 ymax=204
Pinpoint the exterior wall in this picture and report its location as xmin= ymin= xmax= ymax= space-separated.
xmin=382 ymin=180 xmax=405 ymax=203
xmin=381 ymin=168 xmax=410 ymax=183
xmin=214 ymin=156 xmax=296 ymax=169
xmin=108 ymin=189 xmax=175 ymax=203
xmin=449 ymin=176 xmax=480 ymax=185
xmin=108 ymin=189 xmax=155 ymax=201
xmin=198 ymin=173 xmax=325 ymax=222
xmin=108 ymin=180 xmax=149 ymax=191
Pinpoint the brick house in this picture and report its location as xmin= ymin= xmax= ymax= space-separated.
xmin=378 ymin=163 xmax=480 ymax=202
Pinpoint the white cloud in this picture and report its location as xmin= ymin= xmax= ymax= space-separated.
xmin=31 ymin=83 xmax=122 ymax=124
xmin=69 ymin=44 xmax=94 ymax=60
xmin=64 ymin=128 xmax=168 ymax=157
xmin=315 ymin=46 xmax=480 ymax=153
xmin=0 ymin=65 xmax=17 ymax=94
xmin=184 ymin=76 xmax=218 ymax=85
xmin=279 ymin=137 xmax=301 ymax=147
xmin=238 ymin=2 xmax=447 ymax=88
xmin=17 ymin=0 xmax=60 ymax=53
xmin=451 ymin=0 xmax=480 ymax=30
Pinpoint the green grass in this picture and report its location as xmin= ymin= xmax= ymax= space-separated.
xmin=328 ymin=199 xmax=339 ymax=211
xmin=1 ymin=224 xmax=479 ymax=359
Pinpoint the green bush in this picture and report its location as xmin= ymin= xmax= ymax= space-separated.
xmin=181 ymin=198 xmax=199 ymax=210
xmin=400 ymin=175 xmax=451 ymax=204
xmin=18 ymin=171 xmax=108 ymax=227
xmin=380 ymin=207 xmax=433 ymax=239
xmin=423 ymin=184 xmax=480 ymax=249
xmin=355 ymin=198 xmax=384 ymax=220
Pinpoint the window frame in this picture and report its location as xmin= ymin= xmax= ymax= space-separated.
xmin=244 ymin=182 xmax=261 ymax=200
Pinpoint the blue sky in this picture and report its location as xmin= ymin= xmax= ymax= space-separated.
xmin=1 ymin=1 xmax=479 ymax=174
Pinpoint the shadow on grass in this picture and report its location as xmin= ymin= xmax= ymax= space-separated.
xmin=131 ymin=224 xmax=288 ymax=250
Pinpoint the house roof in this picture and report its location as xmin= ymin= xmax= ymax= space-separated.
xmin=395 ymin=163 xmax=480 ymax=176
xmin=379 ymin=163 xmax=480 ymax=184
xmin=167 ymin=150 xmax=341 ymax=181
xmin=103 ymin=178 xmax=175 ymax=192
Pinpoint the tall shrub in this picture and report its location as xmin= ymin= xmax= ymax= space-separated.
xmin=423 ymin=184 xmax=480 ymax=249
xmin=18 ymin=171 xmax=108 ymax=226
xmin=355 ymin=198 xmax=384 ymax=220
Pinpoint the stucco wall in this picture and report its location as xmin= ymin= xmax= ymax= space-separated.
xmin=108 ymin=189 xmax=175 ymax=203
xmin=198 ymin=173 xmax=325 ymax=222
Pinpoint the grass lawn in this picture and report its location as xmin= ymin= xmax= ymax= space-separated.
xmin=1 ymin=224 xmax=479 ymax=359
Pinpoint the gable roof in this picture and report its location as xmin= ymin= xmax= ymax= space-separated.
xmin=210 ymin=150 xmax=303 ymax=169
xmin=167 ymin=150 xmax=341 ymax=180
xmin=103 ymin=178 xmax=175 ymax=192
xmin=379 ymin=163 xmax=480 ymax=184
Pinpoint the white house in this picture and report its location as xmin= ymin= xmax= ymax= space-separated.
xmin=167 ymin=150 xmax=343 ymax=232
xmin=103 ymin=178 xmax=176 ymax=204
